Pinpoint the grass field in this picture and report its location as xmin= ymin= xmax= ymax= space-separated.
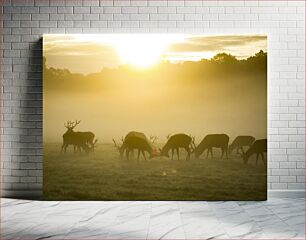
xmin=43 ymin=143 xmax=267 ymax=201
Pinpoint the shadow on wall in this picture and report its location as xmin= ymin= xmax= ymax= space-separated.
xmin=5 ymin=38 xmax=44 ymax=200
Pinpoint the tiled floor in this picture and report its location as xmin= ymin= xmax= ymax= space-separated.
xmin=1 ymin=198 xmax=305 ymax=239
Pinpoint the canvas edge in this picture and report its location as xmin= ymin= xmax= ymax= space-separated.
xmin=1 ymin=190 xmax=304 ymax=200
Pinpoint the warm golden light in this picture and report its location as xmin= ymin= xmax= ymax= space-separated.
xmin=112 ymin=35 xmax=182 ymax=68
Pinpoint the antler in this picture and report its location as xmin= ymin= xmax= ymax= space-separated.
xmin=150 ymin=135 xmax=158 ymax=144
xmin=64 ymin=120 xmax=73 ymax=128
xmin=70 ymin=120 xmax=81 ymax=129
xmin=166 ymin=134 xmax=171 ymax=140
xmin=113 ymin=139 xmax=121 ymax=150
xmin=190 ymin=135 xmax=196 ymax=150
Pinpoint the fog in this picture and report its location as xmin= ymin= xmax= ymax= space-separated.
xmin=44 ymin=58 xmax=267 ymax=144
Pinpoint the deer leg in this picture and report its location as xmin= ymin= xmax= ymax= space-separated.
xmin=137 ymin=149 xmax=141 ymax=161
xmin=236 ymin=147 xmax=239 ymax=154
xmin=171 ymin=148 xmax=174 ymax=160
xmin=185 ymin=147 xmax=190 ymax=161
xmin=61 ymin=143 xmax=66 ymax=154
xmin=142 ymin=150 xmax=147 ymax=161
xmin=256 ymin=154 xmax=259 ymax=165
xmin=261 ymin=153 xmax=265 ymax=165
xmin=176 ymin=148 xmax=180 ymax=161
xmin=210 ymin=148 xmax=213 ymax=158
xmin=221 ymin=148 xmax=224 ymax=159
xmin=206 ymin=149 xmax=209 ymax=158
xmin=127 ymin=149 xmax=130 ymax=161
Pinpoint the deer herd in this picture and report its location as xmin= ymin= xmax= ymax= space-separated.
xmin=61 ymin=120 xmax=267 ymax=165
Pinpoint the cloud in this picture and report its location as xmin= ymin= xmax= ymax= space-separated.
xmin=167 ymin=35 xmax=267 ymax=53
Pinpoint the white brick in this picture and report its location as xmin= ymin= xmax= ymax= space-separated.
xmin=280 ymin=176 xmax=296 ymax=183
xmin=121 ymin=20 xmax=139 ymax=28
xmin=131 ymin=0 xmax=147 ymax=7
xmin=158 ymin=7 xmax=176 ymax=14
xmin=121 ymin=7 xmax=138 ymax=13
xmin=148 ymin=0 xmax=167 ymax=6
xmin=138 ymin=7 xmax=157 ymax=13
xmin=177 ymin=7 xmax=196 ymax=14
xmin=103 ymin=7 xmax=121 ymax=13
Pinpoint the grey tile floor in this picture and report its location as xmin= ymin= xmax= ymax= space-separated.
xmin=1 ymin=198 xmax=305 ymax=239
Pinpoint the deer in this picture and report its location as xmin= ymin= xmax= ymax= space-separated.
xmin=193 ymin=134 xmax=229 ymax=159
xmin=240 ymin=139 xmax=267 ymax=165
xmin=159 ymin=133 xmax=195 ymax=161
xmin=61 ymin=120 xmax=81 ymax=153
xmin=113 ymin=131 xmax=158 ymax=162
xmin=61 ymin=120 xmax=97 ymax=154
xmin=75 ymin=131 xmax=97 ymax=152
xmin=228 ymin=136 xmax=255 ymax=155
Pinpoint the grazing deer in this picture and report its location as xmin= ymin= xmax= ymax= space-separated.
xmin=194 ymin=134 xmax=229 ymax=159
xmin=229 ymin=136 xmax=255 ymax=155
xmin=61 ymin=120 xmax=97 ymax=154
xmin=160 ymin=133 xmax=194 ymax=161
xmin=241 ymin=139 xmax=267 ymax=165
xmin=75 ymin=131 xmax=97 ymax=152
xmin=113 ymin=131 xmax=158 ymax=161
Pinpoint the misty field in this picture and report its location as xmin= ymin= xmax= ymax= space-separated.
xmin=43 ymin=143 xmax=267 ymax=201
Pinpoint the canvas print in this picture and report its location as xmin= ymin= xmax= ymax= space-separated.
xmin=43 ymin=34 xmax=267 ymax=200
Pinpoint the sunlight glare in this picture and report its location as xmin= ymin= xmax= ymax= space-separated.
xmin=112 ymin=35 xmax=184 ymax=68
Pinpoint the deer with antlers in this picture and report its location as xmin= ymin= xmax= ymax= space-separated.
xmin=159 ymin=133 xmax=195 ymax=161
xmin=113 ymin=131 xmax=158 ymax=162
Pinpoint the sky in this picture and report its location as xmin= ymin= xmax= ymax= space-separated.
xmin=43 ymin=34 xmax=267 ymax=74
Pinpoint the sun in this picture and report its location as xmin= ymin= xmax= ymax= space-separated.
xmin=112 ymin=35 xmax=170 ymax=68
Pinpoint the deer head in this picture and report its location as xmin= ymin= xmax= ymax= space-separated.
xmin=88 ymin=139 xmax=98 ymax=153
xmin=239 ymin=149 xmax=248 ymax=164
xmin=113 ymin=137 xmax=124 ymax=159
xmin=64 ymin=120 xmax=81 ymax=132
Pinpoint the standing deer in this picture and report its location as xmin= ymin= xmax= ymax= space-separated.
xmin=113 ymin=131 xmax=158 ymax=162
xmin=194 ymin=134 xmax=229 ymax=159
xmin=159 ymin=133 xmax=194 ymax=161
xmin=241 ymin=139 xmax=267 ymax=165
xmin=229 ymin=136 xmax=255 ymax=155
xmin=61 ymin=120 xmax=81 ymax=153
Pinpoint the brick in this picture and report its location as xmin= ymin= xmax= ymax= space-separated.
xmin=131 ymin=0 xmax=147 ymax=6
xmin=148 ymin=0 xmax=167 ymax=6
xmin=83 ymin=0 xmax=99 ymax=6
xmin=158 ymin=7 xmax=176 ymax=14
xmin=39 ymin=21 xmax=57 ymax=28
xmin=74 ymin=7 xmax=90 ymax=14
xmin=83 ymin=13 xmax=99 ymax=20
xmin=139 ymin=6 xmax=157 ymax=13
xmin=103 ymin=6 xmax=121 ymax=13
xmin=91 ymin=21 xmax=107 ymax=28
xmin=121 ymin=7 xmax=138 ymax=13
xmin=57 ymin=6 xmax=73 ymax=14
xmin=177 ymin=7 xmax=196 ymax=14
xmin=74 ymin=21 xmax=90 ymax=28
xmin=39 ymin=6 xmax=57 ymax=13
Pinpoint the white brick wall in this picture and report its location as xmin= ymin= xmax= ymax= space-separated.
xmin=1 ymin=0 xmax=305 ymax=197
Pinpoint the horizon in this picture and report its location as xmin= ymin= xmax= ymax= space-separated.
xmin=44 ymin=34 xmax=267 ymax=74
